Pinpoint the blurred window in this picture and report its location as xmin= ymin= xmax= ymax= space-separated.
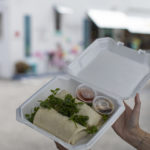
xmin=53 ymin=7 xmax=62 ymax=32
xmin=24 ymin=15 xmax=31 ymax=57
xmin=0 ymin=13 xmax=2 ymax=39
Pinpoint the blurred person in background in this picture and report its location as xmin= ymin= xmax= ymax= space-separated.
xmin=48 ymin=43 xmax=66 ymax=70
xmin=55 ymin=94 xmax=150 ymax=150
xmin=53 ymin=43 xmax=65 ymax=69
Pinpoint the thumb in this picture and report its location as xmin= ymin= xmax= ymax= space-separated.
xmin=132 ymin=93 xmax=141 ymax=123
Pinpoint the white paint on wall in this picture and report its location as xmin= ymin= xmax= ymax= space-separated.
xmin=0 ymin=1 xmax=13 ymax=78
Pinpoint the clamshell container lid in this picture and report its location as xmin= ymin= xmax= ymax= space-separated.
xmin=68 ymin=38 xmax=150 ymax=100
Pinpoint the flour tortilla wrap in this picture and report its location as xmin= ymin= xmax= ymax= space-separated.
xmin=33 ymin=108 xmax=87 ymax=144
xmin=56 ymin=90 xmax=102 ymax=127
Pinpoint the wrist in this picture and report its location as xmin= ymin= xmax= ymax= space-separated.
xmin=124 ymin=127 xmax=144 ymax=149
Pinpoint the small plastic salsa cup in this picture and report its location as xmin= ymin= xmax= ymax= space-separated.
xmin=76 ymin=83 xmax=97 ymax=103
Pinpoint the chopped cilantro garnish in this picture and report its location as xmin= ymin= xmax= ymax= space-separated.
xmin=25 ymin=107 xmax=39 ymax=123
xmin=50 ymin=88 xmax=60 ymax=95
xmin=69 ymin=115 xmax=89 ymax=127
xmin=87 ymin=103 xmax=93 ymax=107
xmin=39 ymin=99 xmax=51 ymax=109
xmin=86 ymin=126 xmax=98 ymax=134
xmin=102 ymin=114 xmax=109 ymax=122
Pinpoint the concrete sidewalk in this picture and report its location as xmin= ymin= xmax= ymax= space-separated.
xmin=0 ymin=77 xmax=150 ymax=150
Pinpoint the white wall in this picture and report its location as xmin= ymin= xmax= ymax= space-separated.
xmin=0 ymin=0 xmax=12 ymax=78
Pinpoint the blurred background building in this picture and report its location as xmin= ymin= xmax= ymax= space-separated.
xmin=0 ymin=0 xmax=150 ymax=79
xmin=0 ymin=1 xmax=150 ymax=150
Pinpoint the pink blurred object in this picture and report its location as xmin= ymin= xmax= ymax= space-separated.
xmin=34 ymin=52 xmax=43 ymax=59
xmin=71 ymin=45 xmax=79 ymax=55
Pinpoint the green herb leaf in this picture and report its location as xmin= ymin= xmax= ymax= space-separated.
xmin=86 ymin=126 xmax=98 ymax=134
xmin=87 ymin=103 xmax=93 ymax=107
xmin=50 ymin=88 xmax=60 ymax=95
xmin=102 ymin=114 xmax=109 ymax=122
xmin=77 ymin=102 xmax=84 ymax=105
xmin=69 ymin=115 xmax=89 ymax=127
xmin=25 ymin=107 xmax=39 ymax=123
xmin=40 ymin=99 xmax=51 ymax=109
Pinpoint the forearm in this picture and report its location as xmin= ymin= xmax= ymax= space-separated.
xmin=137 ymin=129 xmax=150 ymax=150
xmin=124 ymin=128 xmax=150 ymax=150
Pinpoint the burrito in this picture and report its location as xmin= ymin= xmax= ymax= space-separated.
xmin=56 ymin=90 xmax=102 ymax=127
xmin=33 ymin=108 xmax=87 ymax=144
xmin=31 ymin=89 xmax=102 ymax=145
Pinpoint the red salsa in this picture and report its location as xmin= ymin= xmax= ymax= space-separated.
xmin=76 ymin=87 xmax=95 ymax=102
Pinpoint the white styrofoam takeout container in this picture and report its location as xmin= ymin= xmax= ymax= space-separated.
xmin=16 ymin=38 xmax=150 ymax=150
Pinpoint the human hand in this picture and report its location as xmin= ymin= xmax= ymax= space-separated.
xmin=112 ymin=93 xmax=141 ymax=141
xmin=112 ymin=93 xmax=144 ymax=148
